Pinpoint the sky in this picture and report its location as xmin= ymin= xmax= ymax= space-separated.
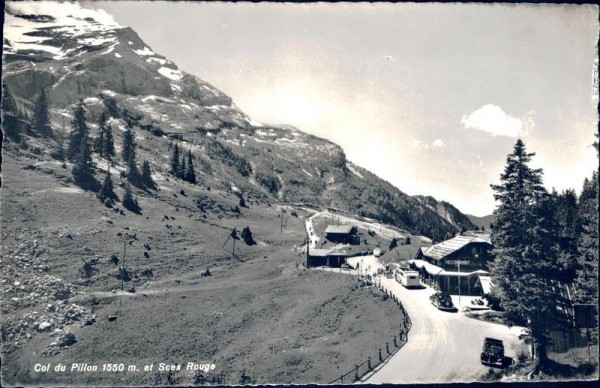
xmin=15 ymin=1 xmax=600 ymax=216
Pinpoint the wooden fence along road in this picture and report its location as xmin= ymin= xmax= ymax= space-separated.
xmin=368 ymin=276 xmax=524 ymax=384
xmin=327 ymin=285 xmax=412 ymax=384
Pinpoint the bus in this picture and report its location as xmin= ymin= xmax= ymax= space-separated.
xmin=395 ymin=268 xmax=421 ymax=288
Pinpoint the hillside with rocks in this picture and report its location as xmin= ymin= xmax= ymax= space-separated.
xmin=2 ymin=4 xmax=474 ymax=385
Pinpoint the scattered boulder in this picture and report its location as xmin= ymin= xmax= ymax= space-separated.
xmin=108 ymin=316 xmax=118 ymax=322
xmin=56 ymin=332 xmax=76 ymax=347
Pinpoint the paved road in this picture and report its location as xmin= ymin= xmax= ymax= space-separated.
xmin=367 ymin=276 xmax=524 ymax=384
xmin=305 ymin=212 xmax=320 ymax=248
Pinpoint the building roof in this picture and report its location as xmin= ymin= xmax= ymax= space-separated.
xmin=309 ymin=248 xmax=349 ymax=257
xmin=410 ymin=259 xmax=490 ymax=277
xmin=412 ymin=259 xmax=444 ymax=275
xmin=325 ymin=225 xmax=355 ymax=235
xmin=423 ymin=235 xmax=491 ymax=261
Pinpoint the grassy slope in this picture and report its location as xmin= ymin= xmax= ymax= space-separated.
xmin=1 ymin=148 xmax=403 ymax=385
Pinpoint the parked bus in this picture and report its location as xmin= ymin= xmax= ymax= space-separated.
xmin=395 ymin=268 xmax=421 ymax=288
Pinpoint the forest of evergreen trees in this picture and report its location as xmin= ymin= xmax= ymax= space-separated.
xmin=489 ymin=138 xmax=598 ymax=374
xmin=2 ymin=85 xmax=160 ymax=213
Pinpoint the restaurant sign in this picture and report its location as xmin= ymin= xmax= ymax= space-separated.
xmin=445 ymin=260 xmax=470 ymax=266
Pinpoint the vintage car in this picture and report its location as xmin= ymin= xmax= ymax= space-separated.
xmin=429 ymin=291 xmax=456 ymax=311
xmin=480 ymin=337 xmax=505 ymax=367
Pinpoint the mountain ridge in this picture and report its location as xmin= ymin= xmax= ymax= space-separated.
xmin=1 ymin=5 xmax=476 ymax=241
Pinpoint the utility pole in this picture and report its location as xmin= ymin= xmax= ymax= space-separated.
xmin=232 ymin=227 xmax=236 ymax=258
xmin=122 ymin=240 xmax=126 ymax=291
xmin=458 ymin=260 xmax=461 ymax=307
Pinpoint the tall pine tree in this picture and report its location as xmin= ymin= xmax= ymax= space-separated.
xmin=575 ymin=172 xmax=598 ymax=306
xmin=98 ymin=168 xmax=118 ymax=207
xmin=121 ymin=120 xmax=136 ymax=164
xmin=95 ymin=110 xmax=108 ymax=157
xmin=2 ymin=85 xmax=22 ymax=141
xmin=72 ymin=128 xmax=98 ymax=191
xmin=186 ymin=149 xmax=197 ymax=184
xmin=66 ymin=100 xmax=89 ymax=161
xmin=33 ymin=88 xmax=53 ymax=138
xmin=170 ymin=143 xmax=181 ymax=177
xmin=141 ymin=160 xmax=156 ymax=189
xmin=552 ymin=189 xmax=580 ymax=282
xmin=489 ymin=139 xmax=562 ymax=371
xmin=121 ymin=120 xmax=140 ymax=184
xmin=122 ymin=184 xmax=141 ymax=214
xmin=104 ymin=124 xmax=115 ymax=161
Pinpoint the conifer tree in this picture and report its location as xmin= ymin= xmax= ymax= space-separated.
xmin=141 ymin=160 xmax=156 ymax=189
xmin=180 ymin=156 xmax=187 ymax=180
xmin=575 ymin=172 xmax=598 ymax=308
xmin=2 ymin=84 xmax=17 ymax=114
xmin=95 ymin=110 xmax=108 ymax=157
xmin=552 ymin=188 xmax=580 ymax=282
xmin=67 ymin=100 xmax=89 ymax=160
xmin=104 ymin=124 xmax=116 ymax=161
xmin=1 ymin=85 xmax=22 ymax=141
xmin=186 ymin=149 xmax=197 ymax=184
xmin=121 ymin=120 xmax=140 ymax=185
xmin=122 ymin=184 xmax=141 ymax=214
xmin=489 ymin=139 xmax=562 ymax=371
xmin=72 ymin=130 xmax=98 ymax=191
xmin=126 ymin=153 xmax=140 ymax=185
xmin=98 ymin=168 xmax=119 ymax=207
xmin=121 ymin=120 xmax=136 ymax=164
xmin=33 ymin=88 xmax=53 ymax=137
xmin=170 ymin=143 xmax=181 ymax=177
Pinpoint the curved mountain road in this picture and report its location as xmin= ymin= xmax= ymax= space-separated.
xmin=367 ymin=276 xmax=524 ymax=383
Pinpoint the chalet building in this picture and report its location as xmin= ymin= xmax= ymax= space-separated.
xmin=324 ymin=225 xmax=360 ymax=245
xmin=307 ymin=248 xmax=349 ymax=268
xmin=409 ymin=235 xmax=493 ymax=296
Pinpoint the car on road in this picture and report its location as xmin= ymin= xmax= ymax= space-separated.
xmin=429 ymin=292 xmax=456 ymax=312
xmin=480 ymin=337 xmax=505 ymax=367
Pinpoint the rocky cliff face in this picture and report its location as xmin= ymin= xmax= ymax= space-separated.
xmin=2 ymin=5 xmax=474 ymax=241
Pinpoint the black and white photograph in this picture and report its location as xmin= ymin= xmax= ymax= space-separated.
xmin=1 ymin=1 xmax=598 ymax=386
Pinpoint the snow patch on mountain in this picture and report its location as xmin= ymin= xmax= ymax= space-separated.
xmin=245 ymin=117 xmax=264 ymax=127
xmin=134 ymin=47 xmax=155 ymax=56
xmin=158 ymin=67 xmax=183 ymax=81
xmin=4 ymin=3 xmax=121 ymax=57
xmin=147 ymin=57 xmax=168 ymax=65
xmin=346 ymin=163 xmax=364 ymax=179
xmin=79 ymin=36 xmax=117 ymax=47
xmin=100 ymin=44 xmax=118 ymax=55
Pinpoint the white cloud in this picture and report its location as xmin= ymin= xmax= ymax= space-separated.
xmin=461 ymin=104 xmax=532 ymax=138
xmin=432 ymin=138 xmax=444 ymax=147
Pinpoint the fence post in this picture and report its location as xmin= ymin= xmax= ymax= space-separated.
xmin=386 ymin=342 xmax=390 ymax=354
xmin=340 ymin=374 xmax=343 ymax=384
xmin=394 ymin=335 xmax=397 ymax=347
xmin=379 ymin=348 xmax=382 ymax=361
xmin=355 ymin=364 xmax=359 ymax=381
xmin=368 ymin=356 xmax=372 ymax=370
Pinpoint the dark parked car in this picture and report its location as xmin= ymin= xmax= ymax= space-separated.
xmin=480 ymin=337 xmax=505 ymax=367
xmin=429 ymin=292 xmax=456 ymax=311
